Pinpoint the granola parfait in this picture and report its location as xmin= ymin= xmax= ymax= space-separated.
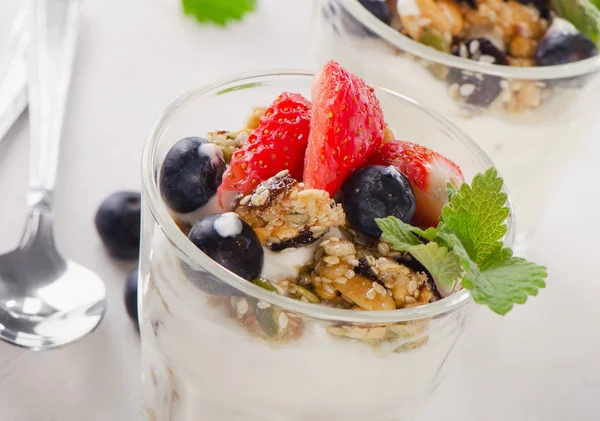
xmin=139 ymin=63 xmax=547 ymax=421
xmin=313 ymin=0 xmax=600 ymax=247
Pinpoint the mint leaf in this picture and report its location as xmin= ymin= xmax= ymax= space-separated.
xmin=439 ymin=232 xmax=547 ymax=315
xmin=415 ymin=226 xmax=439 ymax=242
xmin=377 ymin=168 xmax=548 ymax=315
xmin=442 ymin=167 xmax=509 ymax=267
xmin=478 ymin=244 xmax=513 ymax=271
xmin=376 ymin=217 xmax=422 ymax=249
xmin=446 ymin=182 xmax=457 ymax=201
xmin=409 ymin=243 xmax=462 ymax=296
xmin=182 ymin=0 xmax=257 ymax=26
xmin=375 ymin=218 xmax=460 ymax=295
xmin=472 ymin=257 xmax=547 ymax=315
xmin=551 ymin=0 xmax=600 ymax=45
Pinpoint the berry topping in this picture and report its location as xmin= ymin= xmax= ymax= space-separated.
xmin=188 ymin=213 xmax=264 ymax=281
xmin=304 ymin=60 xmax=385 ymax=196
xmin=358 ymin=0 xmax=393 ymax=25
xmin=95 ymin=191 xmax=141 ymax=259
xmin=453 ymin=38 xmax=509 ymax=66
xmin=535 ymin=24 xmax=598 ymax=66
xmin=125 ymin=267 xmax=139 ymax=326
xmin=369 ymin=140 xmax=464 ymax=228
xmin=160 ymin=137 xmax=226 ymax=214
xmin=342 ymin=165 xmax=416 ymax=238
xmin=448 ymin=38 xmax=508 ymax=107
xmin=219 ymin=92 xmax=311 ymax=198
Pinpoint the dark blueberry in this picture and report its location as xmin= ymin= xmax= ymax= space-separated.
xmin=95 ymin=191 xmax=141 ymax=259
xmin=448 ymin=38 xmax=509 ymax=107
xmin=354 ymin=258 xmax=379 ymax=281
xmin=516 ymin=0 xmax=549 ymax=18
xmin=181 ymin=262 xmax=243 ymax=296
xmin=395 ymin=254 xmax=442 ymax=300
xmin=460 ymin=0 xmax=477 ymax=8
xmin=322 ymin=0 xmax=388 ymax=37
xmin=124 ymin=267 xmax=139 ymax=327
xmin=342 ymin=165 xmax=416 ymax=239
xmin=358 ymin=0 xmax=392 ymax=25
xmin=159 ymin=137 xmax=225 ymax=214
xmin=535 ymin=33 xmax=598 ymax=66
xmin=188 ymin=213 xmax=264 ymax=282
xmin=451 ymin=38 xmax=509 ymax=66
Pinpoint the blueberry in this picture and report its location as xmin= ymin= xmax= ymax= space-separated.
xmin=159 ymin=137 xmax=226 ymax=214
xmin=323 ymin=0 xmax=390 ymax=37
xmin=95 ymin=191 xmax=141 ymax=259
xmin=358 ymin=0 xmax=392 ymax=25
xmin=448 ymin=38 xmax=509 ymax=107
xmin=535 ymin=33 xmax=598 ymax=66
xmin=342 ymin=166 xmax=416 ymax=239
xmin=455 ymin=38 xmax=509 ymax=66
xmin=395 ymin=254 xmax=441 ymax=299
xmin=188 ymin=213 xmax=263 ymax=282
xmin=124 ymin=267 xmax=139 ymax=326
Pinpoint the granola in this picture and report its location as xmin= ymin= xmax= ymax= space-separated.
xmin=232 ymin=172 xmax=346 ymax=250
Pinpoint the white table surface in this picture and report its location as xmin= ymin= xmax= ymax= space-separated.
xmin=0 ymin=1 xmax=598 ymax=420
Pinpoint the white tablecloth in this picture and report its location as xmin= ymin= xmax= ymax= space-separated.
xmin=0 ymin=1 xmax=598 ymax=420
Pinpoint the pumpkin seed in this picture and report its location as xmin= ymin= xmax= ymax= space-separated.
xmin=252 ymin=277 xmax=278 ymax=292
xmin=289 ymin=284 xmax=320 ymax=303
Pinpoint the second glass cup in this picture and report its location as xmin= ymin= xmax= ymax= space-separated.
xmin=139 ymin=71 xmax=515 ymax=421
xmin=313 ymin=0 xmax=600 ymax=249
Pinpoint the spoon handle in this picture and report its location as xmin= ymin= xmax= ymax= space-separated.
xmin=27 ymin=0 xmax=84 ymax=211
xmin=0 ymin=5 xmax=29 ymax=144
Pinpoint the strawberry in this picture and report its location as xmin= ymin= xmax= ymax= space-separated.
xmin=369 ymin=140 xmax=464 ymax=228
xmin=218 ymin=92 xmax=311 ymax=202
xmin=303 ymin=61 xmax=385 ymax=196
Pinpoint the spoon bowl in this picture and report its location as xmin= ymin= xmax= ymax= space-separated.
xmin=0 ymin=211 xmax=106 ymax=349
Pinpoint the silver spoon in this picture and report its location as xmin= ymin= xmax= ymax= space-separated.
xmin=0 ymin=0 xmax=106 ymax=350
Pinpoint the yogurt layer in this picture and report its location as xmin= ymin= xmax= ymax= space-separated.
xmin=140 ymin=232 xmax=472 ymax=421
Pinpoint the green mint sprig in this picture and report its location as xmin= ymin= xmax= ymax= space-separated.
xmin=376 ymin=168 xmax=547 ymax=315
xmin=550 ymin=0 xmax=600 ymax=46
xmin=182 ymin=0 xmax=257 ymax=26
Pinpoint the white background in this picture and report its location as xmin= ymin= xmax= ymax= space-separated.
xmin=0 ymin=1 xmax=598 ymax=420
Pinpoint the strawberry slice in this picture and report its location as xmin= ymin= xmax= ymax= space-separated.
xmin=369 ymin=140 xmax=464 ymax=228
xmin=303 ymin=61 xmax=385 ymax=196
xmin=219 ymin=92 xmax=311 ymax=201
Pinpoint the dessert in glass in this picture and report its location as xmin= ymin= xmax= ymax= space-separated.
xmin=312 ymin=0 xmax=600 ymax=248
xmin=139 ymin=62 xmax=546 ymax=421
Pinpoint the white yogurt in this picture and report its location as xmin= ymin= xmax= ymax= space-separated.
xmin=261 ymin=244 xmax=319 ymax=282
xmin=171 ymin=190 xmax=238 ymax=226
xmin=198 ymin=142 xmax=224 ymax=167
xmin=140 ymin=232 xmax=474 ymax=421
xmin=214 ymin=212 xmax=243 ymax=238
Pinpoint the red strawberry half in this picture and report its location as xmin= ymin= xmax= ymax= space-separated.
xmin=369 ymin=140 xmax=464 ymax=228
xmin=219 ymin=92 xmax=311 ymax=202
xmin=303 ymin=61 xmax=385 ymax=196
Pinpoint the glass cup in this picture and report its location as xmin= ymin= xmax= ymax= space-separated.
xmin=312 ymin=0 xmax=600 ymax=250
xmin=139 ymin=71 xmax=516 ymax=421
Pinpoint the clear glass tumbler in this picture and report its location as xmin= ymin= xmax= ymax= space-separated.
xmin=313 ymin=0 xmax=600 ymax=249
xmin=139 ymin=71 xmax=516 ymax=421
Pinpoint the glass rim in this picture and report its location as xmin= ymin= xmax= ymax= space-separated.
xmin=141 ymin=69 xmax=516 ymax=323
xmin=339 ymin=0 xmax=600 ymax=80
